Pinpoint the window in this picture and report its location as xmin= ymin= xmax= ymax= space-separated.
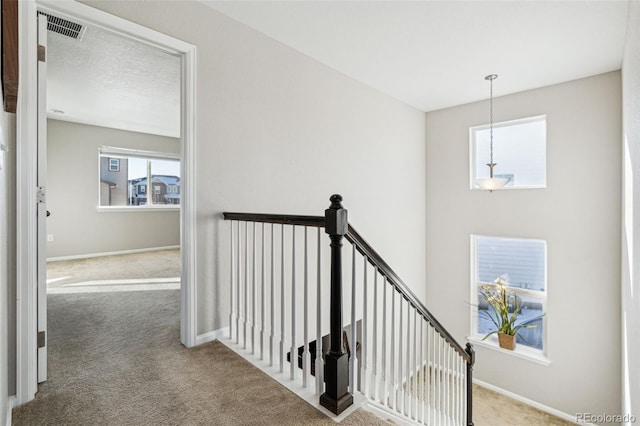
xmin=470 ymin=115 xmax=546 ymax=189
xmin=471 ymin=235 xmax=547 ymax=352
xmin=108 ymin=158 xmax=120 ymax=172
xmin=98 ymin=146 xmax=180 ymax=208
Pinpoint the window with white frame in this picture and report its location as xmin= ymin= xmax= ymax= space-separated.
xmin=108 ymin=158 xmax=120 ymax=172
xmin=98 ymin=146 xmax=180 ymax=208
xmin=471 ymin=235 xmax=547 ymax=351
xmin=470 ymin=115 xmax=547 ymax=189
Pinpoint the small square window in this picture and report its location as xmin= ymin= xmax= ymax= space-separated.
xmin=470 ymin=115 xmax=546 ymax=189
xmin=109 ymin=158 xmax=120 ymax=172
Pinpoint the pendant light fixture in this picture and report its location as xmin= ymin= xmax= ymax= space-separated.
xmin=475 ymin=74 xmax=511 ymax=191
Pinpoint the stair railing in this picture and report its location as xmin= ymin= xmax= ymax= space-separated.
xmin=223 ymin=195 xmax=474 ymax=425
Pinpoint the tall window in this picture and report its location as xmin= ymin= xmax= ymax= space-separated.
xmin=99 ymin=146 xmax=180 ymax=208
xmin=471 ymin=235 xmax=547 ymax=351
xmin=470 ymin=115 xmax=546 ymax=189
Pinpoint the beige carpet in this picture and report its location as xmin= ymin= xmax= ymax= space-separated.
xmin=46 ymin=249 xmax=181 ymax=287
xmin=13 ymin=251 xmax=574 ymax=425
xmin=13 ymin=289 xmax=387 ymax=425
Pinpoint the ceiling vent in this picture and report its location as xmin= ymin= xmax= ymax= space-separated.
xmin=38 ymin=12 xmax=86 ymax=41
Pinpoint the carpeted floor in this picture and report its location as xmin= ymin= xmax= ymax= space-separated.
xmin=46 ymin=249 xmax=181 ymax=287
xmin=12 ymin=251 xmax=575 ymax=425
xmin=13 ymin=290 xmax=387 ymax=425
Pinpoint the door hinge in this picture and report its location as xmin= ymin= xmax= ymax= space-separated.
xmin=37 ymin=186 xmax=46 ymax=204
xmin=37 ymin=44 xmax=46 ymax=62
xmin=37 ymin=331 xmax=46 ymax=348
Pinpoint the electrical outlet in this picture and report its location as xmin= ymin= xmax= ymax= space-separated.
xmin=47 ymin=234 xmax=54 ymax=242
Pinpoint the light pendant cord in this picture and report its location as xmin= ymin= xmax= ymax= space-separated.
xmin=489 ymin=76 xmax=494 ymax=166
xmin=485 ymin=74 xmax=498 ymax=179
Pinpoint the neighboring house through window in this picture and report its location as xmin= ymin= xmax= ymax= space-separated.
xmin=98 ymin=146 xmax=180 ymax=208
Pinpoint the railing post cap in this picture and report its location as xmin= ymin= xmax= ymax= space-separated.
xmin=325 ymin=194 xmax=347 ymax=236
xmin=329 ymin=194 xmax=343 ymax=209
xmin=466 ymin=342 xmax=476 ymax=364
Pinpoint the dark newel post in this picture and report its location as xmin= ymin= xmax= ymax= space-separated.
xmin=319 ymin=194 xmax=354 ymax=415
xmin=466 ymin=343 xmax=475 ymax=426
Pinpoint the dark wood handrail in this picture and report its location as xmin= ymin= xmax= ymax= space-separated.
xmin=222 ymin=211 xmax=471 ymax=363
xmin=346 ymin=225 xmax=471 ymax=363
xmin=223 ymin=212 xmax=324 ymax=227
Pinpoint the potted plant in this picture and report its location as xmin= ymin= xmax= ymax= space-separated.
xmin=479 ymin=277 xmax=543 ymax=350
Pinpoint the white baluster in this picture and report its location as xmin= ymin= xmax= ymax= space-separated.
xmin=280 ymin=224 xmax=285 ymax=373
xmin=426 ymin=326 xmax=431 ymax=425
xmin=419 ymin=319 xmax=424 ymax=424
xmin=412 ymin=308 xmax=417 ymax=420
xmin=399 ymin=295 xmax=404 ymax=414
xmin=244 ymin=221 xmax=248 ymax=349
xmin=270 ymin=223 xmax=275 ymax=366
xmin=349 ymin=244 xmax=356 ymax=393
xmin=390 ymin=287 xmax=395 ymax=410
xmin=457 ymin=348 xmax=461 ymax=425
xmin=290 ymin=225 xmax=296 ymax=380
xmin=229 ymin=221 xmax=234 ymax=339
xmin=438 ymin=335 xmax=442 ymax=425
xmin=315 ymin=227 xmax=323 ymax=395
xmin=372 ymin=269 xmax=378 ymax=401
xmin=252 ymin=222 xmax=256 ymax=354
xmin=445 ymin=344 xmax=450 ymax=425
xmin=303 ymin=227 xmax=309 ymax=387
xmin=406 ymin=301 xmax=411 ymax=416
xmin=362 ymin=256 xmax=368 ymax=397
xmin=380 ymin=276 xmax=387 ymax=405
xmin=261 ymin=222 xmax=265 ymax=360
xmin=236 ymin=221 xmax=241 ymax=345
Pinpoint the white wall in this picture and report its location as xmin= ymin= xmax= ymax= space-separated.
xmin=426 ymin=72 xmax=621 ymax=418
xmin=622 ymin=0 xmax=640 ymax=422
xmin=0 ymin=97 xmax=17 ymax=423
xmin=47 ymin=119 xmax=180 ymax=258
xmin=79 ymin=1 xmax=427 ymax=336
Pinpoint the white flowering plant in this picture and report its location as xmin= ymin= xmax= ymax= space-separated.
xmin=479 ymin=277 xmax=543 ymax=340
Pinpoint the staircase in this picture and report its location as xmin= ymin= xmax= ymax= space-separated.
xmin=223 ymin=195 xmax=474 ymax=425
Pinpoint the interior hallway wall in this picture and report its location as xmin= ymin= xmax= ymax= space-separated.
xmin=621 ymin=0 xmax=640 ymax=421
xmin=425 ymin=72 xmax=621 ymax=419
xmin=79 ymin=0 xmax=428 ymax=336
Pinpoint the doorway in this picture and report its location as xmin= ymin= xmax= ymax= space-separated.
xmin=16 ymin=0 xmax=197 ymax=405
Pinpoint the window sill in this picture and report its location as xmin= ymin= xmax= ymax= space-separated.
xmin=467 ymin=336 xmax=550 ymax=366
xmin=97 ymin=206 xmax=180 ymax=213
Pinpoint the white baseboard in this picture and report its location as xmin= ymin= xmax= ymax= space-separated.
xmin=47 ymin=245 xmax=180 ymax=262
xmin=473 ymin=379 xmax=581 ymax=425
xmin=195 ymin=327 xmax=229 ymax=346
xmin=6 ymin=395 xmax=15 ymax=426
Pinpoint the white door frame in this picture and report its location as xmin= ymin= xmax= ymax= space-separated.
xmin=16 ymin=0 xmax=198 ymax=404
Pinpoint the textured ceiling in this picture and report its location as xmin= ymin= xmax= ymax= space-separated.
xmin=46 ymin=19 xmax=181 ymax=138
xmin=202 ymin=0 xmax=629 ymax=112
xmin=45 ymin=1 xmax=629 ymax=137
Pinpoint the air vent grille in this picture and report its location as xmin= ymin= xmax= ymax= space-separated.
xmin=39 ymin=12 xmax=86 ymax=40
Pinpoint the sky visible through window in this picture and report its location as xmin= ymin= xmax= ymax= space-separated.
xmin=473 ymin=116 xmax=546 ymax=188
xmin=128 ymin=158 xmax=180 ymax=179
